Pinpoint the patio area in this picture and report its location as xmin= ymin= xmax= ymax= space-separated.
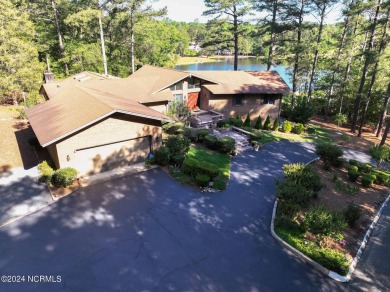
xmin=188 ymin=109 xmax=224 ymax=128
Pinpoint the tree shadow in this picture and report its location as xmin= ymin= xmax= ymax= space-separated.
xmin=14 ymin=125 xmax=38 ymax=170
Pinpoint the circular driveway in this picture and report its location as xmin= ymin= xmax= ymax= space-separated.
xmin=0 ymin=141 xmax=348 ymax=291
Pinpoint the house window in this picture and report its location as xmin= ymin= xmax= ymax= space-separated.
xmin=173 ymin=94 xmax=183 ymax=104
xmin=263 ymin=96 xmax=275 ymax=105
xmin=188 ymin=77 xmax=200 ymax=89
xmin=170 ymin=82 xmax=183 ymax=91
xmin=233 ymin=95 xmax=244 ymax=106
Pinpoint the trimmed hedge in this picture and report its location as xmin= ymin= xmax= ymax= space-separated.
xmin=216 ymin=136 xmax=235 ymax=154
xmin=254 ymin=116 xmax=263 ymax=129
xmin=282 ymin=121 xmax=292 ymax=133
xmin=204 ymin=135 xmax=219 ymax=150
xmin=51 ymin=167 xmax=77 ymax=187
xmin=165 ymin=134 xmax=190 ymax=157
xmin=197 ymin=129 xmax=209 ymax=142
xmin=348 ymin=169 xmax=360 ymax=182
xmin=292 ymin=123 xmax=305 ymax=135
xmin=362 ymin=174 xmax=376 ymax=187
xmin=332 ymin=158 xmax=344 ymax=168
xmin=195 ymin=173 xmax=210 ymax=187
xmin=182 ymin=158 xmax=198 ymax=176
xmin=315 ymin=142 xmax=343 ymax=164
xmin=196 ymin=161 xmax=219 ymax=178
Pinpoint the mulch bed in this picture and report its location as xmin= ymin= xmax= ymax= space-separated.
xmin=48 ymin=180 xmax=81 ymax=200
xmin=308 ymin=160 xmax=388 ymax=256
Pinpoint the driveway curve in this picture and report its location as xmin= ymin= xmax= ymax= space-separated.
xmin=0 ymin=141 xmax=349 ymax=291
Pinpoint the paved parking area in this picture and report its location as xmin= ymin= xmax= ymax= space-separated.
xmin=0 ymin=142 xmax=351 ymax=291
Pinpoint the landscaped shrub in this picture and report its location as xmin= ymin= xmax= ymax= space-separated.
xmin=286 ymin=96 xmax=314 ymax=124
xmin=277 ymin=201 xmax=301 ymax=217
xmin=372 ymin=170 xmax=390 ymax=185
xmin=323 ymin=161 xmax=331 ymax=171
xmin=217 ymin=119 xmax=230 ymax=128
xmin=307 ymin=127 xmax=316 ymax=135
xmin=276 ymin=180 xmax=314 ymax=207
xmin=282 ymin=164 xmax=322 ymax=192
xmin=349 ymin=159 xmax=359 ymax=166
xmin=197 ymin=129 xmax=209 ymax=142
xmin=272 ymin=119 xmax=279 ymax=131
xmin=369 ymin=144 xmax=390 ymax=168
xmin=213 ymin=175 xmax=228 ymax=190
xmin=358 ymin=163 xmax=372 ymax=173
xmin=229 ymin=117 xmax=243 ymax=127
xmin=362 ymin=174 xmax=376 ymax=187
xmin=51 ymin=167 xmax=77 ymax=188
xmin=315 ymin=142 xmax=343 ymax=164
xmin=243 ymin=113 xmax=251 ymax=127
xmin=182 ymin=158 xmax=198 ymax=176
xmin=333 ymin=113 xmax=347 ymax=127
xmin=183 ymin=127 xmax=192 ymax=138
xmin=334 ymin=179 xmax=360 ymax=196
xmin=171 ymin=154 xmax=185 ymax=166
xmin=195 ymin=173 xmax=210 ymax=187
xmin=216 ymin=136 xmax=235 ymax=154
xmin=254 ymin=116 xmax=263 ymax=129
xmin=165 ymin=134 xmax=190 ymax=157
xmin=292 ymin=123 xmax=305 ymax=135
xmin=263 ymin=115 xmax=272 ymax=130
xmin=344 ymin=204 xmax=362 ymax=227
xmin=240 ymin=126 xmax=253 ymax=133
xmin=189 ymin=132 xmax=198 ymax=142
xmin=282 ymin=120 xmax=292 ymax=133
xmin=332 ymin=158 xmax=344 ymax=168
xmin=348 ymin=170 xmax=360 ymax=182
xmin=163 ymin=122 xmax=184 ymax=134
xmin=302 ymin=205 xmax=347 ymax=238
xmin=204 ymin=135 xmax=219 ymax=150
xmin=348 ymin=165 xmax=358 ymax=172
xmin=195 ymin=161 xmax=220 ymax=178
xmin=38 ymin=160 xmax=54 ymax=185
xmin=154 ymin=146 xmax=170 ymax=166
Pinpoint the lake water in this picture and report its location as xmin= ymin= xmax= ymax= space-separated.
xmin=176 ymin=57 xmax=291 ymax=87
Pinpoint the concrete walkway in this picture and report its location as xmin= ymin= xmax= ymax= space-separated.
xmin=0 ymin=167 xmax=53 ymax=226
xmin=347 ymin=201 xmax=390 ymax=291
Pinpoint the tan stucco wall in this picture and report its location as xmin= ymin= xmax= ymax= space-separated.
xmin=51 ymin=113 xmax=162 ymax=174
xmin=205 ymin=91 xmax=281 ymax=125
xmin=143 ymin=101 xmax=168 ymax=114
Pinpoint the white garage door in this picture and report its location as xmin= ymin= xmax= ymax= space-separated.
xmin=74 ymin=137 xmax=151 ymax=175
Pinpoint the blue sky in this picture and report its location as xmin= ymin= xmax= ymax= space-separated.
xmin=154 ymin=0 xmax=344 ymax=24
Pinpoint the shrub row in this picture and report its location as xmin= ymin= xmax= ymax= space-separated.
xmin=38 ymin=161 xmax=77 ymax=187
xmin=154 ymin=135 xmax=190 ymax=166
xmin=182 ymin=158 xmax=220 ymax=187
xmin=204 ymin=135 xmax=235 ymax=154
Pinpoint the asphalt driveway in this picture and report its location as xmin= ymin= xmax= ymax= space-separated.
xmin=0 ymin=141 xmax=348 ymax=291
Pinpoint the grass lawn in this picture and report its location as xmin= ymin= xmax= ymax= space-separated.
xmin=186 ymin=145 xmax=231 ymax=182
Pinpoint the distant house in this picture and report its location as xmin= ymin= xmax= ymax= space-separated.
xmin=26 ymin=65 xmax=290 ymax=176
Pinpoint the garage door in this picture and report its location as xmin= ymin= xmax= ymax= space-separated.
xmin=74 ymin=136 xmax=151 ymax=175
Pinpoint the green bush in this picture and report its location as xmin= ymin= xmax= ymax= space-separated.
xmin=348 ymin=165 xmax=358 ymax=172
xmin=243 ymin=113 xmax=251 ymax=127
xmin=369 ymin=144 xmax=390 ymax=168
xmin=163 ymin=122 xmax=184 ymax=134
xmin=51 ymin=167 xmax=78 ymax=188
xmin=276 ymin=179 xmax=314 ymax=207
xmin=204 ymin=135 xmax=219 ymax=150
xmin=332 ymin=158 xmax=344 ymax=168
xmin=307 ymin=127 xmax=316 ymax=135
xmin=335 ymin=179 xmax=360 ymax=196
xmin=240 ymin=126 xmax=253 ymax=133
xmin=362 ymin=174 xmax=376 ymax=187
xmin=285 ymin=96 xmax=314 ymax=124
xmin=263 ymin=115 xmax=272 ymax=130
xmin=183 ymin=127 xmax=192 ymax=138
xmin=213 ymin=175 xmax=228 ymax=190
xmin=165 ymin=134 xmax=190 ymax=157
xmin=189 ymin=133 xmax=198 ymax=142
xmin=303 ymin=205 xmax=347 ymax=238
xmin=254 ymin=116 xmax=263 ymax=129
xmin=272 ymin=119 xmax=279 ymax=131
xmin=217 ymin=119 xmax=230 ymax=128
xmin=182 ymin=158 xmax=198 ymax=176
xmin=171 ymin=154 xmax=185 ymax=167
xmin=195 ymin=173 xmax=210 ymax=187
xmin=323 ymin=161 xmax=331 ymax=171
xmin=292 ymin=123 xmax=305 ymax=135
xmin=315 ymin=142 xmax=343 ymax=164
xmin=283 ymin=164 xmax=322 ymax=192
xmin=216 ymin=136 xmax=235 ymax=154
xmin=38 ymin=160 xmax=54 ymax=185
xmin=372 ymin=170 xmax=390 ymax=185
xmin=349 ymin=159 xmax=359 ymax=166
xmin=195 ymin=161 xmax=220 ymax=178
xmin=282 ymin=120 xmax=292 ymax=133
xmin=154 ymin=146 xmax=170 ymax=166
xmin=344 ymin=204 xmax=362 ymax=227
xmin=333 ymin=113 xmax=347 ymax=127
xmin=348 ymin=170 xmax=360 ymax=182
xmin=229 ymin=117 xmax=243 ymax=127
xmin=358 ymin=163 xmax=372 ymax=173
xmin=197 ymin=129 xmax=209 ymax=142
xmin=277 ymin=201 xmax=301 ymax=217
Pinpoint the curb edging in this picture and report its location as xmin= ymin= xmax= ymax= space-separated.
xmin=270 ymin=156 xmax=390 ymax=282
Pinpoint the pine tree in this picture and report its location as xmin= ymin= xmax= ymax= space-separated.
xmin=264 ymin=115 xmax=272 ymax=130
xmin=244 ymin=113 xmax=251 ymax=127
xmin=254 ymin=116 xmax=263 ymax=129
xmin=272 ymin=119 xmax=279 ymax=131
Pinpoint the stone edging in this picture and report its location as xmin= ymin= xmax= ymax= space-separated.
xmin=270 ymin=156 xmax=390 ymax=282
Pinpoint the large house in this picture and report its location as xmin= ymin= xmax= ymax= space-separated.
xmin=26 ymin=65 xmax=290 ymax=176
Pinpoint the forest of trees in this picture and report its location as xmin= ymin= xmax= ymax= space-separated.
xmin=0 ymin=0 xmax=389 ymax=137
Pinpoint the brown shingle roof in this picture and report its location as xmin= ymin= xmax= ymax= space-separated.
xmin=26 ymin=85 xmax=172 ymax=147
xmin=194 ymin=70 xmax=291 ymax=94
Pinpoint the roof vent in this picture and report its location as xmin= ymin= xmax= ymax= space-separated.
xmin=43 ymin=72 xmax=55 ymax=84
